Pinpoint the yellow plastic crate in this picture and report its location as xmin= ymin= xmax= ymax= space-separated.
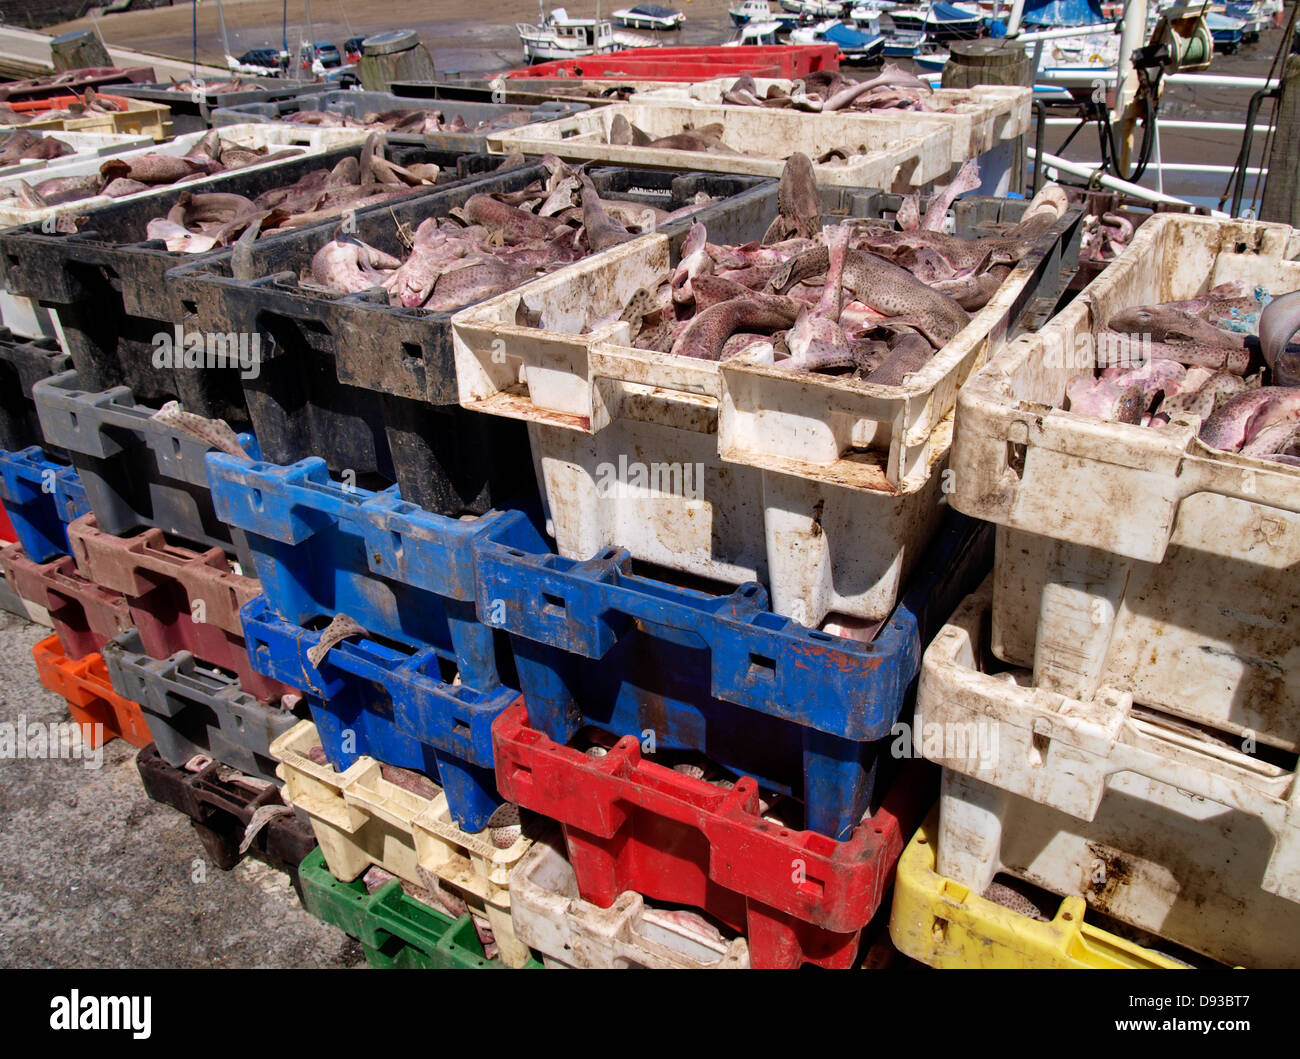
xmin=271 ymin=720 xmax=533 ymax=968
xmin=889 ymin=812 xmax=1188 ymax=969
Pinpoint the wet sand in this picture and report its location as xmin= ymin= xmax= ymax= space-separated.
xmin=51 ymin=1 xmax=1293 ymax=204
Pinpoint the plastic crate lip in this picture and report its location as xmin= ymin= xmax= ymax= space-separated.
xmin=492 ymin=700 xmax=910 ymax=933
xmin=67 ymin=514 xmax=259 ymax=631
xmin=1 ymin=541 xmax=131 ymax=618
xmin=34 ymin=370 xmax=260 ymax=452
xmin=242 ymin=595 xmax=515 ymax=764
xmin=272 ymin=718 xmax=531 ymax=869
xmin=889 ymin=810 xmax=1189 ymax=969
xmin=916 ymin=580 xmax=1299 ymax=836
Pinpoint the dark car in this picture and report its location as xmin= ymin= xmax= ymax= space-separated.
xmin=315 ymin=41 xmax=342 ymax=67
xmin=344 ymin=36 xmax=367 ymax=62
xmin=237 ymin=47 xmax=283 ymax=70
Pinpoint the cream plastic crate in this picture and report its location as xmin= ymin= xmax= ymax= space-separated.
xmin=271 ymin=720 xmax=532 ymax=968
xmin=7 ymin=98 xmax=173 ymax=141
xmin=917 ymin=580 xmax=1299 ymax=905
xmin=509 ymin=837 xmax=751 ymax=969
xmin=487 ymin=101 xmax=953 ymax=189
xmin=638 ymin=80 xmax=1032 ymax=165
xmin=0 ymin=130 xmax=154 ymax=179
xmin=937 ymin=766 xmax=1300 ymax=968
xmin=0 ymin=123 xmax=371 ymax=230
xmin=453 ymin=195 xmax=1079 ymax=626
xmin=948 ymin=214 xmax=1300 ymax=749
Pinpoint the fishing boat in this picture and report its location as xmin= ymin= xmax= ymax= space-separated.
xmin=721 ymin=20 xmax=787 ymax=45
xmin=887 ymin=2 xmax=986 ymax=39
xmin=791 ymin=17 xmax=885 ymax=59
xmin=881 ymin=25 xmax=927 ymax=55
xmin=517 ymin=9 xmax=618 ymax=61
xmin=612 ymin=3 xmax=685 ymax=29
xmin=729 ymin=0 xmax=777 ymax=23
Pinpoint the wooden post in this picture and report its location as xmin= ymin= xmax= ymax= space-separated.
xmin=50 ymin=29 xmax=112 ymax=72
xmin=1261 ymin=54 xmax=1300 ymax=226
xmin=942 ymin=40 xmax=1033 ymax=193
xmin=357 ymin=30 xmax=437 ymax=93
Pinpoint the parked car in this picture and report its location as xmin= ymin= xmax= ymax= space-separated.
xmin=236 ymin=47 xmax=284 ymax=71
xmin=315 ymin=41 xmax=343 ymax=67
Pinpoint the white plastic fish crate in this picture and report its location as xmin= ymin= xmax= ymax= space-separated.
xmin=453 ymin=191 xmax=1081 ymax=626
xmin=638 ymin=80 xmax=1032 ymax=165
xmin=509 ymin=836 xmax=751 ymax=969
xmin=948 ymin=213 xmax=1300 ymax=750
xmin=0 ymin=123 xmax=372 ymax=231
xmin=487 ymin=101 xmax=953 ymax=189
xmin=0 ymin=130 xmax=154 ymax=179
xmin=916 ymin=580 xmax=1299 ymax=909
xmin=935 ymin=764 xmax=1300 ymax=969
xmin=271 ymin=720 xmax=533 ymax=968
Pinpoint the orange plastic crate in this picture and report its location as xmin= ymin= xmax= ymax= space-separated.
xmin=32 ymin=633 xmax=150 ymax=748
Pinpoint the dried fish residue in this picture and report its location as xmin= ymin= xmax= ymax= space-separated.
xmin=717 ymin=65 xmax=940 ymax=115
xmin=1063 ymin=284 xmax=1300 ymax=466
xmin=0 ymin=127 xmax=307 ymax=210
xmin=143 ymin=133 xmax=442 ymax=251
xmin=0 ymin=86 xmax=127 ymax=127
xmin=0 ymin=129 xmax=73 ymax=169
xmin=566 ymin=155 xmax=1063 ymax=383
xmin=306 ymin=154 xmax=715 ymax=312
xmin=282 ymin=106 xmax=543 ymax=137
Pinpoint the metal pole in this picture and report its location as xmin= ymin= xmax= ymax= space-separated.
xmin=192 ymin=0 xmax=198 ymax=76
xmin=1114 ymin=0 xmax=1148 ymax=117
xmin=216 ymin=0 xmax=231 ymax=61
xmin=1004 ymin=0 xmax=1027 ymax=35
xmin=1027 ymin=146 xmax=1231 ymax=213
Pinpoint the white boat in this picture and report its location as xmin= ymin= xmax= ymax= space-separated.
xmin=517 ymin=8 xmax=619 ymax=62
xmin=612 ymin=3 xmax=685 ymax=29
xmin=729 ymin=0 xmax=776 ymax=24
xmin=790 ymin=17 xmax=885 ymax=58
xmin=781 ymin=0 xmax=848 ymax=16
xmin=721 ymin=20 xmax=786 ymax=45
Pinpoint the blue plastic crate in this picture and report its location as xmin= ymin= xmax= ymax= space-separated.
xmin=474 ymin=512 xmax=992 ymax=840
xmin=0 ymin=446 xmax=90 ymax=563
xmin=206 ymin=454 xmax=546 ymax=692
xmin=240 ymin=594 xmax=519 ymax=832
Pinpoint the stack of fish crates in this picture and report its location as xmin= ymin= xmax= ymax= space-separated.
xmin=0 ymin=91 xmax=1205 ymax=969
xmin=889 ymin=212 xmax=1300 ymax=969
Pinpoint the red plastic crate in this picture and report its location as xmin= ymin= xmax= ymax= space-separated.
xmin=492 ymin=702 xmax=927 ymax=969
xmin=67 ymin=515 xmax=293 ymax=704
xmin=1 ymin=542 xmax=131 ymax=659
xmin=0 ymin=500 xmax=15 ymax=544
xmin=502 ymin=44 xmax=840 ymax=81
xmin=33 ymin=634 xmax=151 ymax=749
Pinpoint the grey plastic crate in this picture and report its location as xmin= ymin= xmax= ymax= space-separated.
xmin=104 ymin=627 xmax=302 ymax=784
xmin=32 ymin=370 xmax=256 ymax=567
xmin=114 ymin=79 xmax=330 ymax=134
xmin=211 ymin=90 xmax=589 ymax=152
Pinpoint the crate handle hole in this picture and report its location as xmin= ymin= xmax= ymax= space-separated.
xmin=542 ymin=591 xmax=565 ymax=613
xmin=748 ymin=652 xmax=775 ymax=679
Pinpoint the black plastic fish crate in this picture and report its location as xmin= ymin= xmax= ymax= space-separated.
xmin=0 ymin=142 xmax=506 ymax=430
xmin=0 ymin=327 xmax=70 ymax=454
xmin=211 ymin=90 xmax=590 ymax=152
xmin=135 ymin=742 xmax=317 ymax=899
xmin=114 ymin=79 xmax=330 ymax=135
xmin=167 ymin=165 xmax=775 ymax=515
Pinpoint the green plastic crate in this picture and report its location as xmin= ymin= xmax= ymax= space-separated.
xmin=298 ymin=848 xmax=542 ymax=969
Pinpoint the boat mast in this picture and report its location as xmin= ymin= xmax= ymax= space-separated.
xmin=216 ymin=0 xmax=232 ymax=62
